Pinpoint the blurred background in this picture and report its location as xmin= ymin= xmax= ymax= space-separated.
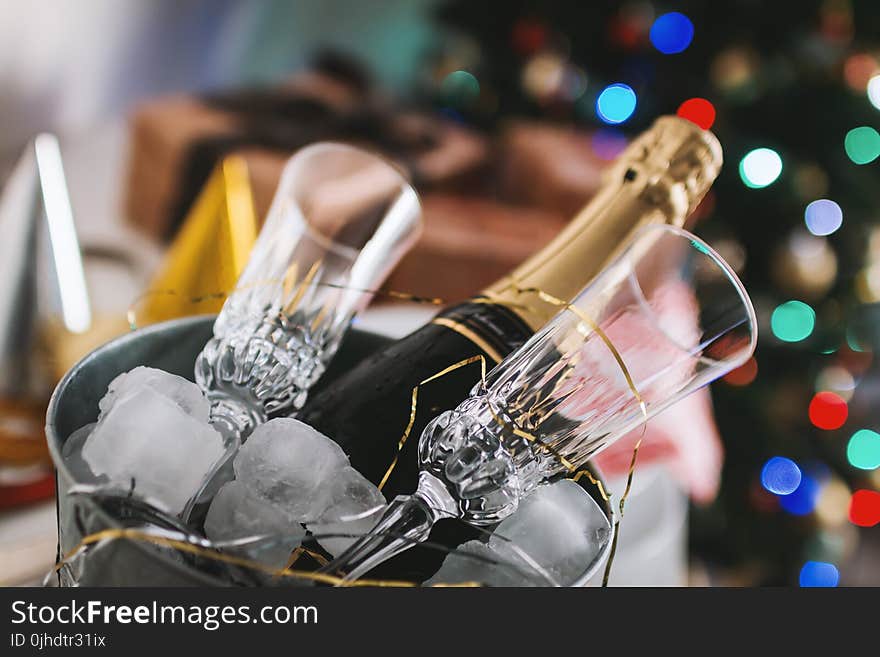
xmin=1 ymin=0 xmax=879 ymax=586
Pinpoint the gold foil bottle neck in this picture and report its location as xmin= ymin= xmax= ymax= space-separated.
xmin=607 ymin=115 xmax=722 ymax=216
xmin=483 ymin=115 xmax=723 ymax=330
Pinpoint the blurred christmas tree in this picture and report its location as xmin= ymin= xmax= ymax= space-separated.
xmin=422 ymin=0 xmax=880 ymax=585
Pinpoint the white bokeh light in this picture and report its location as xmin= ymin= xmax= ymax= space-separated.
xmin=868 ymin=74 xmax=880 ymax=110
xmin=739 ymin=148 xmax=783 ymax=188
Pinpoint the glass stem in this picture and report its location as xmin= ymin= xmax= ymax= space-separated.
xmin=180 ymin=397 xmax=254 ymax=523
xmin=206 ymin=393 xmax=266 ymax=443
xmin=322 ymin=472 xmax=458 ymax=582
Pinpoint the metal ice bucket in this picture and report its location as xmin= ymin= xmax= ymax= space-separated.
xmin=46 ymin=315 xmax=613 ymax=586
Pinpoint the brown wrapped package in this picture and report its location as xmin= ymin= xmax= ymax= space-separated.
xmin=386 ymin=194 xmax=567 ymax=303
xmin=124 ymin=84 xmax=489 ymax=241
xmin=126 ymin=96 xmax=237 ymax=240
xmin=497 ymin=120 xmax=606 ymax=217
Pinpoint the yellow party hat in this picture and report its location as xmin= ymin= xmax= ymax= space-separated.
xmin=136 ymin=156 xmax=258 ymax=326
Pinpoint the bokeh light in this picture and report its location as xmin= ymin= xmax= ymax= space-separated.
xmin=808 ymin=391 xmax=848 ymax=430
xmin=821 ymin=0 xmax=854 ymax=43
xmin=838 ymin=344 xmax=873 ymax=376
xmin=815 ymin=479 xmax=851 ymax=527
xmin=779 ymin=472 xmax=820 ymax=515
xmin=711 ymin=237 xmax=746 ymax=273
xmin=676 ymin=97 xmax=716 ymax=129
xmin=596 ymin=83 xmax=637 ymax=124
xmin=803 ymin=529 xmax=852 ymax=565
xmin=804 ymin=199 xmax=843 ymax=236
xmin=739 ymin=148 xmax=783 ymax=188
xmin=856 ymin=263 xmax=880 ymax=303
xmin=799 ymin=561 xmax=839 ymax=587
xmin=846 ymin=429 xmax=880 ymax=470
xmin=511 ymin=18 xmax=547 ymax=55
xmin=521 ymin=53 xmax=587 ymax=104
xmin=843 ymin=53 xmax=878 ymax=90
xmin=591 ymin=128 xmax=628 ymax=161
xmin=845 ymin=325 xmax=871 ymax=353
xmin=761 ymin=456 xmax=802 ymax=495
xmin=723 ymin=356 xmax=758 ymax=386
xmin=848 ymin=489 xmax=880 ymax=527
xmin=441 ymin=70 xmax=480 ymax=107
xmin=844 ymin=126 xmax=880 ymax=164
xmin=711 ymin=46 xmax=758 ymax=95
xmin=770 ymin=300 xmax=815 ymax=342
xmin=867 ymin=74 xmax=880 ymax=110
xmin=649 ymin=12 xmax=694 ymax=54
xmin=815 ymin=366 xmax=856 ymax=402
xmin=793 ymin=164 xmax=829 ymax=202
xmin=772 ymin=231 xmax=837 ymax=299
xmin=610 ymin=2 xmax=655 ymax=50
xmin=872 ymin=467 xmax=880 ymax=490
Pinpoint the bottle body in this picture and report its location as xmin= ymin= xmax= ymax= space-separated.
xmin=298 ymin=301 xmax=533 ymax=498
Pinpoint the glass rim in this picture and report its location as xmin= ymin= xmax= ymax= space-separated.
xmin=626 ymin=223 xmax=758 ymax=369
xmin=278 ymin=141 xmax=422 ymax=259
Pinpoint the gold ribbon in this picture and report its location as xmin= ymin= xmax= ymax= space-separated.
xmin=53 ymin=528 xmax=481 ymax=588
xmin=378 ymin=354 xmax=487 ymax=491
xmin=127 ymin=279 xmax=443 ymax=331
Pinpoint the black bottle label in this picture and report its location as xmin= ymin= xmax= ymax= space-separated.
xmin=298 ymin=301 xmax=532 ymax=498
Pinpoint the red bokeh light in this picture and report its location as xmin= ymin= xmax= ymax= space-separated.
xmin=676 ymin=98 xmax=716 ymax=130
xmin=808 ymin=391 xmax=848 ymax=430
xmin=843 ymin=53 xmax=878 ymax=91
xmin=723 ymin=356 xmax=758 ymax=386
xmin=511 ymin=19 xmax=547 ymax=55
xmin=848 ymin=489 xmax=880 ymax=527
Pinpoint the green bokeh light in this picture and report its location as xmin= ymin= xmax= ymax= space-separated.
xmin=847 ymin=429 xmax=880 ymax=470
xmin=844 ymin=126 xmax=880 ymax=164
xmin=770 ymin=300 xmax=815 ymax=342
xmin=441 ymin=70 xmax=480 ymax=108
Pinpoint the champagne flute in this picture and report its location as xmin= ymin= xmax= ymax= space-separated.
xmin=184 ymin=143 xmax=420 ymax=522
xmin=195 ymin=142 xmax=422 ymax=443
xmin=323 ymin=224 xmax=757 ymax=581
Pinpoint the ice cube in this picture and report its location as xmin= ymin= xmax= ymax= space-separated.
xmin=307 ymin=466 xmax=386 ymax=557
xmin=489 ymin=480 xmax=611 ymax=585
xmin=233 ymin=418 xmax=348 ymax=519
xmin=99 ymin=366 xmax=210 ymax=423
xmin=205 ymin=481 xmax=305 ymax=569
xmin=82 ymin=386 xmax=226 ymax=515
xmin=423 ymin=540 xmax=536 ymax=587
xmin=62 ymin=423 xmax=107 ymax=484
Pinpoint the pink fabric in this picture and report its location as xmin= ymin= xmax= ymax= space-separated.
xmin=593 ymin=386 xmax=724 ymax=504
xmin=560 ymin=280 xmax=724 ymax=504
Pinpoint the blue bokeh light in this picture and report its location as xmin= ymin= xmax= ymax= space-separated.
xmin=804 ymin=199 xmax=843 ymax=236
xmin=596 ymin=84 xmax=637 ymax=124
xmin=799 ymin=561 xmax=840 ymax=587
xmin=779 ymin=473 xmax=820 ymax=515
xmin=649 ymin=12 xmax=695 ymax=55
xmin=760 ymin=457 xmax=802 ymax=495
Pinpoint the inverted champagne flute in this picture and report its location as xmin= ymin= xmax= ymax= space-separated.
xmin=323 ymin=223 xmax=757 ymax=581
xmin=194 ymin=142 xmax=422 ymax=443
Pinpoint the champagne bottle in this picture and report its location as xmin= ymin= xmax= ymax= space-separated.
xmin=298 ymin=117 xmax=721 ymax=574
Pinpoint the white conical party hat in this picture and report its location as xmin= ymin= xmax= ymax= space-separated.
xmin=0 ymin=134 xmax=91 ymax=397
